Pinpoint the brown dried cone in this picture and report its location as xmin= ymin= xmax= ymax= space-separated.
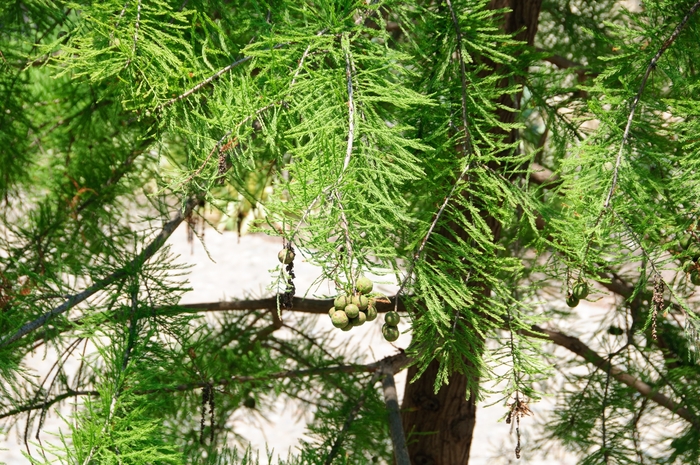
xmin=278 ymin=248 xmax=295 ymax=264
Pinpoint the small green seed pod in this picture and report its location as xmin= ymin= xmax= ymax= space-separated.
xmin=385 ymin=311 xmax=400 ymax=326
xmin=573 ymin=281 xmax=589 ymax=300
xmin=345 ymin=304 xmax=360 ymax=319
xmin=331 ymin=311 xmax=349 ymax=328
xmin=341 ymin=322 xmax=353 ymax=331
xmin=351 ymin=295 xmax=369 ymax=310
xmin=356 ymin=276 xmax=373 ymax=294
xmin=691 ymin=270 xmax=700 ymax=286
xmin=365 ymin=304 xmax=378 ymax=322
xmin=334 ymin=295 xmax=350 ymax=310
xmin=566 ymin=294 xmax=580 ymax=308
xmin=382 ymin=324 xmax=400 ymax=342
xmin=352 ymin=312 xmax=367 ymax=327
xmin=328 ymin=307 xmax=336 ymax=318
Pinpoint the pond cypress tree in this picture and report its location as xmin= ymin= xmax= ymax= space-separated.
xmin=2 ymin=1 xmax=700 ymax=463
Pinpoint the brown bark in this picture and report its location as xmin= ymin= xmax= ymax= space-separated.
xmin=400 ymin=2 xmax=543 ymax=464
xmin=401 ymin=360 xmax=476 ymax=465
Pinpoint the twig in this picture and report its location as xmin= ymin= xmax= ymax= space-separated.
xmin=184 ymin=30 xmax=327 ymax=188
xmin=180 ymin=102 xmax=278 ymax=187
xmin=0 ymin=390 xmax=99 ymax=420
xmin=381 ymin=371 xmax=411 ymax=465
xmin=444 ymin=0 xmax=474 ymax=157
xmin=0 ymin=197 xmax=200 ymax=348
xmin=604 ymin=0 xmax=700 ymax=209
xmin=156 ymin=55 xmax=253 ymax=111
xmin=132 ymin=0 xmax=141 ymax=54
xmin=114 ymin=1 xmax=130 ymax=29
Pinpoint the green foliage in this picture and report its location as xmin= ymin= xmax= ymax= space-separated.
xmin=2 ymin=0 xmax=700 ymax=463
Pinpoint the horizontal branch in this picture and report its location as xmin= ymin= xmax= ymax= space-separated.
xmin=0 ymin=197 xmax=200 ymax=348
xmin=175 ymin=295 xmax=407 ymax=315
xmin=0 ymin=389 xmax=99 ymax=420
xmin=526 ymin=325 xmax=698 ymax=427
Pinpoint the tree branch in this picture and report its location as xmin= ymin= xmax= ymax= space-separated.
xmin=381 ymin=371 xmax=411 ymax=465
xmin=0 ymin=197 xmax=201 ymax=348
xmin=525 ymin=325 xmax=698 ymax=427
xmin=174 ymin=295 xmax=407 ymax=314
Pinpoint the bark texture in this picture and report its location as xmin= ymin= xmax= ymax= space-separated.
xmin=401 ymin=360 xmax=476 ymax=465
xmin=400 ymin=2 xmax=542 ymax=464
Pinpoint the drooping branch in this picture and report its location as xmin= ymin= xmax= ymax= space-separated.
xmin=525 ymin=325 xmax=698 ymax=427
xmin=0 ymin=197 xmax=201 ymax=348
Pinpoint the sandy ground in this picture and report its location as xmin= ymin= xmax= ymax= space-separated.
xmin=1 ymin=227 xmax=586 ymax=464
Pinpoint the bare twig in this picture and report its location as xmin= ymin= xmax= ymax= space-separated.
xmin=0 ymin=197 xmax=200 ymax=348
xmin=604 ymin=0 xmax=700 ymax=209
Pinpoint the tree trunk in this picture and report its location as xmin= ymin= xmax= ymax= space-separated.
xmin=400 ymin=2 xmax=542 ymax=464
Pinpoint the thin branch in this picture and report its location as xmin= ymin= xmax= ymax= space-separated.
xmin=0 ymin=197 xmax=200 ymax=348
xmin=381 ymin=371 xmax=411 ymax=465
xmin=175 ymin=296 xmax=407 ymax=314
xmin=28 ymin=296 xmax=409 ymax=346
xmin=0 ymin=390 xmax=99 ymax=420
xmin=156 ymin=55 xmax=254 ymax=111
xmin=604 ymin=0 xmax=700 ymax=209
xmin=341 ymin=33 xmax=356 ymax=176
xmin=132 ymin=0 xmax=141 ymax=54
xmin=445 ymin=0 xmax=474 ymax=157
xmin=525 ymin=325 xmax=698 ymax=427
